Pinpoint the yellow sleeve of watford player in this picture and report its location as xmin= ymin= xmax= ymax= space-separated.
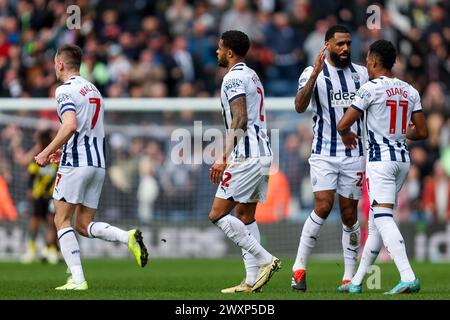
xmin=27 ymin=162 xmax=38 ymax=175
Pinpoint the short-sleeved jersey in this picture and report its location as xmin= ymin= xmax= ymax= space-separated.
xmin=298 ymin=59 xmax=369 ymax=157
xmin=55 ymin=75 xmax=106 ymax=168
xmin=351 ymin=76 xmax=423 ymax=162
xmin=220 ymin=62 xmax=272 ymax=159
xmin=27 ymin=162 xmax=58 ymax=199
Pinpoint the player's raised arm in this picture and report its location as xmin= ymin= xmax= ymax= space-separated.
xmin=35 ymin=111 xmax=77 ymax=167
xmin=294 ymin=46 xmax=326 ymax=113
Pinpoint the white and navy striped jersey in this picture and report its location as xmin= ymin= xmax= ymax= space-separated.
xmin=351 ymin=76 xmax=422 ymax=162
xmin=220 ymin=62 xmax=272 ymax=159
xmin=55 ymin=75 xmax=106 ymax=168
xmin=298 ymin=59 xmax=369 ymax=157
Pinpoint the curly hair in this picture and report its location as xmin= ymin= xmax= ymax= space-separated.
xmin=369 ymin=40 xmax=397 ymax=70
xmin=221 ymin=30 xmax=250 ymax=57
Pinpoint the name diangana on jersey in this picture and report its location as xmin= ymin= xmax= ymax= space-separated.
xmin=351 ymin=76 xmax=423 ymax=162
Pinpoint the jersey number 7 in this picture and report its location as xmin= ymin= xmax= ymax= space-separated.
xmin=256 ymin=87 xmax=264 ymax=121
xmin=89 ymin=98 xmax=101 ymax=129
xmin=386 ymin=100 xmax=408 ymax=134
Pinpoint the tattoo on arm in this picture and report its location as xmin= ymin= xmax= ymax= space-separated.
xmin=223 ymin=96 xmax=248 ymax=160
xmin=230 ymin=96 xmax=248 ymax=131
xmin=295 ymin=75 xmax=318 ymax=113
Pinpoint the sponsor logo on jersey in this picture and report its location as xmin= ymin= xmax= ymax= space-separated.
xmin=330 ymin=90 xmax=355 ymax=107
xmin=224 ymin=78 xmax=243 ymax=91
xmin=56 ymin=93 xmax=71 ymax=104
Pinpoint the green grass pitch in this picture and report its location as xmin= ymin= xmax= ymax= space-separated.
xmin=0 ymin=258 xmax=449 ymax=300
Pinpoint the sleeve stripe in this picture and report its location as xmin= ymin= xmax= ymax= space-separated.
xmin=61 ymin=102 xmax=75 ymax=108
xmin=228 ymin=93 xmax=246 ymax=104
xmin=60 ymin=108 xmax=76 ymax=115
xmin=412 ymin=109 xmax=423 ymax=114
xmin=351 ymin=104 xmax=364 ymax=114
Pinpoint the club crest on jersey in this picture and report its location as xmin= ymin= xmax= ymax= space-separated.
xmin=330 ymin=90 xmax=355 ymax=108
xmin=351 ymin=73 xmax=360 ymax=83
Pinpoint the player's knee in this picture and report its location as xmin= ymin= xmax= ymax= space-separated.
xmin=53 ymin=215 xmax=66 ymax=230
xmin=208 ymin=210 xmax=218 ymax=223
xmin=74 ymin=221 xmax=89 ymax=237
xmin=234 ymin=211 xmax=253 ymax=224
xmin=341 ymin=209 xmax=357 ymax=226
xmin=314 ymin=201 xmax=333 ymax=217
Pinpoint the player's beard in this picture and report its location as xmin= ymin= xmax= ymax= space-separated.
xmin=329 ymin=51 xmax=351 ymax=68
xmin=217 ymin=55 xmax=228 ymax=68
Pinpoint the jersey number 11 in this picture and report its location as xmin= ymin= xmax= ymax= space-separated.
xmin=386 ymin=100 xmax=408 ymax=134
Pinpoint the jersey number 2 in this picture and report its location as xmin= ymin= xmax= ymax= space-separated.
xmin=386 ymin=100 xmax=408 ymax=134
xmin=89 ymin=98 xmax=101 ymax=129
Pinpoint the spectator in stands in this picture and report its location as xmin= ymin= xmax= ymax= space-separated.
xmin=264 ymin=11 xmax=304 ymax=96
xmin=220 ymin=0 xmax=262 ymax=41
xmin=0 ymin=68 xmax=22 ymax=97
xmin=80 ymin=52 xmax=110 ymax=94
xmin=256 ymin=164 xmax=292 ymax=223
xmin=166 ymin=0 xmax=194 ymax=37
xmin=0 ymin=154 xmax=17 ymax=221
xmin=137 ymin=156 xmax=159 ymax=223
xmin=0 ymin=0 xmax=448 ymax=224
xmin=397 ymin=165 xmax=424 ymax=222
xmin=422 ymin=160 xmax=450 ymax=222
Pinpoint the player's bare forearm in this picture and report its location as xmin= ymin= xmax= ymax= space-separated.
xmin=407 ymin=111 xmax=428 ymax=140
xmin=43 ymin=126 xmax=73 ymax=155
xmin=337 ymin=107 xmax=362 ymax=135
xmin=338 ymin=107 xmax=362 ymax=149
xmin=295 ymin=46 xmax=326 ymax=113
xmin=294 ymin=76 xmax=317 ymax=113
xmin=222 ymin=96 xmax=248 ymax=161
xmin=40 ymin=112 xmax=77 ymax=157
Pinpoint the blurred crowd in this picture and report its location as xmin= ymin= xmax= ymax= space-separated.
xmin=0 ymin=0 xmax=449 ymax=99
xmin=0 ymin=0 xmax=449 ymax=224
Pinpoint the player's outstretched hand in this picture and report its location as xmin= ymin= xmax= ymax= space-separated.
xmin=49 ymin=149 xmax=63 ymax=163
xmin=312 ymin=45 xmax=327 ymax=76
xmin=341 ymin=131 xmax=359 ymax=149
xmin=210 ymin=160 xmax=227 ymax=184
xmin=35 ymin=151 xmax=49 ymax=167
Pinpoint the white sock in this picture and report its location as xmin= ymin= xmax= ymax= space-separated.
xmin=242 ymin=221 xmax=260 ymax=286
xmin=215 ymin=214 xmax=272 ymax=266
xmin=352 ymin=208 xmax=382 ymax=285
xmin=342 ymin=221 xmax=361 ymax=280
xmin=292 ymin=210 xmax=324 ymax=271
xmin=373 ymin=206 xmax=416 ymax=282
xmin=87 ymin=222 xmax=129 ymax=244
xmin=57 ymin=227 xmax=85 ymax=284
